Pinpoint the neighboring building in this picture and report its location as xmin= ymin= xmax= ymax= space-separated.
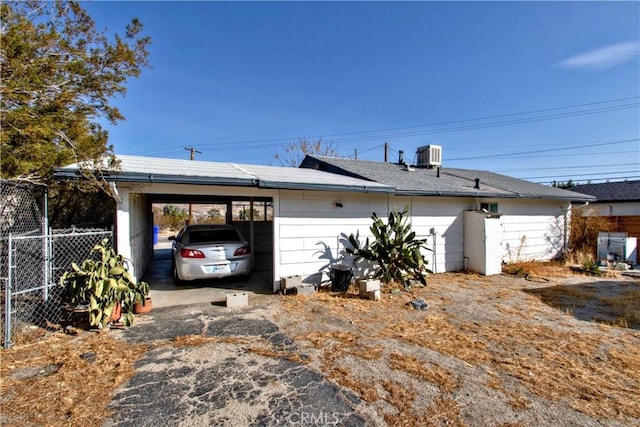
xmin=55 ymin=146 xmax=593 ymax=290
xmin=570 ymin=180 xmax=640 ymax=243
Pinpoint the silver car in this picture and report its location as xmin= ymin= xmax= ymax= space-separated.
xmin=169 ymin=224 xmax=252 ymax=284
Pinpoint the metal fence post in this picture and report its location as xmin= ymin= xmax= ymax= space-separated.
xmin=5 ymin=234 xmax=13 ymax=349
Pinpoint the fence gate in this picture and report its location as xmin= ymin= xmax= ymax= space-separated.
xmin=1 ymin=178 xmax=115 ymax=348
xmin=2 ymin=230 xmax=113 ymax=348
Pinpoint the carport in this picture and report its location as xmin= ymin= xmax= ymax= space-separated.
xmin=54 ymin=155 xmax=393 ymax=296
xmin=146 ymin=193 xmax=275 ymax=305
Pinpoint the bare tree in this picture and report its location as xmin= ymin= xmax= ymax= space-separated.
xmin=274 ymin=138 xmax=339 ymax=167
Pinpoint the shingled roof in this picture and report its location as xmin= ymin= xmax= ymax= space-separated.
xmin=300 ymin=155 xmax=595 ymax=201
xmin=571 ymin=180 xmax=640 ymax=202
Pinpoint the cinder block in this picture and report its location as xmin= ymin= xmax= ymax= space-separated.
xmin=295 ymin=284 xmax=315 ymax=296
xmin=281 ymin=275 xmax=302 ymax=293
xmin=226 ymin=292 xmax=248 ymax=308
xmin=359 ymin=279 xmax=381 ymax=293
xmin=361 ymin=290 xmax=381 ymax=301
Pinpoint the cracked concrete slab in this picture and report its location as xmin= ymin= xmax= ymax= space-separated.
xmin=106 ymin=302 xmax=367 ymax=426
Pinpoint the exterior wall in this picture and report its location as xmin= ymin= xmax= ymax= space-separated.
xmin=277 ymin=193 xmax=475 ymax=282
xmin=277 ymin=190 xmax=388 ymax=284
xmin=497 ymin=199 xmax=569 ymax=263
xmin=406 ymin=196 xmax=474 ymax=273
xmin=128 ymin=192 xmax=152 ymax=282
xmin=113 ymin=180 xmax=572 ymax=289
xmin=114 ymin=188 xmax=152 ymax=283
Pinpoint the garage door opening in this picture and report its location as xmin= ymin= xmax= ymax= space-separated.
xmin=145 ymin=197 xmax=274 ymax=308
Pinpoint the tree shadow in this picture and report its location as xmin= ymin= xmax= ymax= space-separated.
xmin=523 ymin=280 xmax=640 ymax=330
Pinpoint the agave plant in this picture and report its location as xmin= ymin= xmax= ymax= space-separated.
xmin=60 ymin=238 xmax=150 ymax=328
xmin=347 ymin=206 xmax=431 ymax=286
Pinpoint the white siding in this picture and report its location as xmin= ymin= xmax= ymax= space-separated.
xmin=277 ymin=193 xmax=476 ymax=281
xmin=409 ymin=197 xmax=474 ymax=273
xmin=113 ymin=180 xmax=572 ymax=288
xmin=128 ymin=192 xmax=152 ymax=283
xmin=277 ymin=190 xmax=387 ymax=280
xmin=498 ymin=199 xmax=569 ymax=262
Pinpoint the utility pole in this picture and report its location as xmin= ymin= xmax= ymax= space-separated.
xmin=354 ymin=149 xmax=358 ymax=160
xmin=184 ymin=146 xmax=202 ymax=224
xmin=185 ymin=146 xmax=201 ymax=161
xmin=384 ymin=142 xmax=388 ymax=162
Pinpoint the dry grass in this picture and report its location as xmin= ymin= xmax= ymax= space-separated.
xmin=322 ymin=363 xmax=379 ymax=403
xmin=383 ymin=394 xmax=466 ymax=427
xmin=381 ymin=380 xmax=416 ymax=413
xmin=280 ymin=268 xmax=640 ymax=424
xmin=388 ymin=352 xmax=461 ymax=393
xmin=3 ymin=264 xmax=638 ymax=426
xmin=171 ymin=334 xmax=308 ymax=363
xmin=171 ymin=334 xmax=254 ymax=347
xmin=0 ymin=330 xmax=146 ymax=426
xmin=378 ymin=314 xmax=491 ymax=364
xmin=502 ymin=261 xmax=576 ymax=278
xmin=486 ymin=372 xmax=531 ymax=410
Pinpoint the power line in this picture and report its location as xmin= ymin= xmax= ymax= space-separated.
xmin=494 ymin=162 xmax=639 ymax=173
xmin=221 ymin=96 xmax=640 ymax=145
xmin=536 ymin=176 xmax=640 ymax=185
xmin=209 ymin=102 xmax=637 ymax=148
xmin=122 ymin=96 xmax=639 ymax=155
xmin=310 ymin=96 xmax=639 ymax=139
xmin=446 ymin=138 xmax=639 ymax=161
xmin=322 ymin=104 xmax=638 ymax=145
xmin=524 ymin=170 xmax=640 ymax=180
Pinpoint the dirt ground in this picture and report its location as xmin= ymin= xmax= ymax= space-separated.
xmin=274 ymin=266 xmax=640 ymax=426
xmin=1 ymin=263 xmax=639 ymax=426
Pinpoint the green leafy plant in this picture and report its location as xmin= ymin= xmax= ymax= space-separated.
xmin=346 ymin=206 xmax=432 ymax=286
xmin=582 ymin=259 xmax=601 ymax=276
xmin=60 ymin=238 xmax=150 ymax=328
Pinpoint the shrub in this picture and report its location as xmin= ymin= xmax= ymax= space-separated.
xmin=347 ymin=206 xmax=431 ymax=286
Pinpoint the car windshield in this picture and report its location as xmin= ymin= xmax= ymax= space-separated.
xmin=188 ymin=229 xmax=241 ymax=244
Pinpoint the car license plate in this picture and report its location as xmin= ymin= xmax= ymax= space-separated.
xmin=211 ymin=265 xmax=229 ymax=273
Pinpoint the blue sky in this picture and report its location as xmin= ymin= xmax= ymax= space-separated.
xmin=85 ymin=1 xmax=639 ymax=184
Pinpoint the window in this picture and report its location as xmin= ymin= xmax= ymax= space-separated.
xmin=232 ymin=201 xmax=273 ymax=221
xmin=188 ymin=229 xmax=241 ymax=244
xmin=480 ymin=202 xmax=499 ymax=213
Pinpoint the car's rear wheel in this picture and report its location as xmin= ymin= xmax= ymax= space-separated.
xmin=173 ymin=265 xmax=184 ymax=286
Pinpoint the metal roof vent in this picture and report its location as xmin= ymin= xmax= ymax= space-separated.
xmin=416 ymin=145 xmax=442 ymax=168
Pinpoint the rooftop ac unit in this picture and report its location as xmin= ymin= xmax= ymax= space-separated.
xmin=416 ymin=145 xmax=442 ymax=168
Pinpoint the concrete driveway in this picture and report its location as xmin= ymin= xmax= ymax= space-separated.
xmin=147 ymin=237 xmax=274 ymax=309
xmin=106 ymin=301 xmax=367 ymax=426
xmin=105 ymin=239 xmax=366 ymax=426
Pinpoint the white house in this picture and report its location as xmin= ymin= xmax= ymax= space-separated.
xmin=55 ymin=146 xmax=594 ymax=291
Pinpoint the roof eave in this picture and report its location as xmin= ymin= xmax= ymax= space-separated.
xmin=53 ymin=169 xmax=257 ymax=187
xmin=393 ymin=189 xmax=595 ymax=201
xmin=54 ymin=168 xmax=395 ymax=193
xmin=258 ymin=180 xmax=394 ymax=193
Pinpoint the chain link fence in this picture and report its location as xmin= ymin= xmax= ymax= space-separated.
xmin=1 ymin=180 xmax=112 ymax=348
